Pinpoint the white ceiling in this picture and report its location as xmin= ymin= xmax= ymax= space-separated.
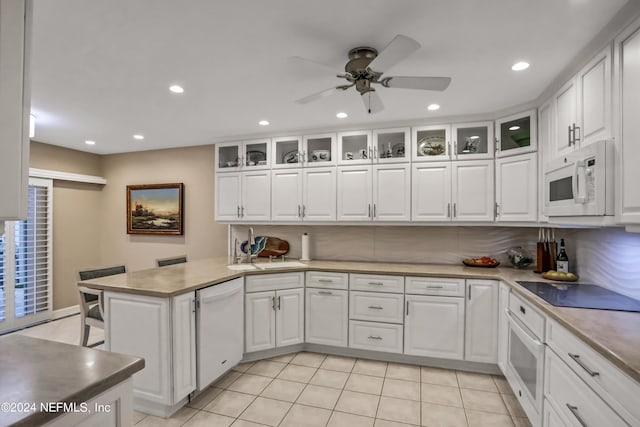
xmin=30 ymin=0 xmax=630 ymax=154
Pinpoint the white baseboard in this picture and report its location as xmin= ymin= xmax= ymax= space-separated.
xmin=52 ymin=304 xmax=80 ymax=320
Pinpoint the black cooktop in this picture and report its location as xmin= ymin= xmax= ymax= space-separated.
xmin=516 ymin=281 xmax=640 ymax=312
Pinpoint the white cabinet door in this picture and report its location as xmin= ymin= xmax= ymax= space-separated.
xmin=215 ymin=172 xmax=241 ymax=221
xmin=452 ymin=160 xmax=494 ymax=222
xmin=338 ymin=130 xmax=372 ymax=165
xmin=617 ymin=21 xmax=640 ymax=225
xmin=0 ymin=0 xmax=30 ymax=220
xmin=404 ymin=295 xmax=464 ymax=360
xmin=373 ymin=164 xmax=411 ymax=221
xmin=305 ymin=288 xmax=348 ymax=347
xmin=215 ymin=142 xmax=242 ymax=172
xmin=337 ymin=166 xmax=372 ymax=221
xmin=553 ymin=78 xmax=578 ymax=158
xmin=412 ymin=124 xmax=452 ymax=162
xmin=465 ymin=280 xmax=499 ymax=363
xmin=276 ymin=288 xmax=304 ymax=347
xmin=172 ymin=292 xmax=196 ymax=402
xmin=411 ymin=162 xmax=452 ymax=221
xmin=543 ymin=399 xmax=570 ymax=427
xmin=495 ymin=110 xmax=537 ymax=158
xmin=497 ymin=282 xmax=510 ymax=373
xmin=578 ymin=46 xmax=612 ymax=147
xmin=495 ymin=153 xmax=537 ymax=222
xmin=245 ymin=291 xmax=275 ymax=352
xmin=241 ymin=170 xmax=271 ymax=221
xmin=303 ymin=167 xmax=336 ymax=221
xmin=271 ymin=169 xmax=303 ymax=221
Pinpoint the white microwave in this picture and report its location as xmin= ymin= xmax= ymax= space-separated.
xmin=544 ymin=140 xmax=614 ymax=217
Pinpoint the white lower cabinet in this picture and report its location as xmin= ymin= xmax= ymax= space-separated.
xmin=465 ymin=280 xmax=499 ymax=363
xmin=497 ymin=282 xmax=510 ymax=372
xmin=349 ymin=320 xmax=403 ymax=353
xmin=305 ymin=288 xmax=348 ymax=347
xmin=245 ymin=287 xmax=304 ymax=353
xmin=543 ymin=398 xmax=570 ymax=427
xmin=404 ymin=294 xmax=465 ymax=360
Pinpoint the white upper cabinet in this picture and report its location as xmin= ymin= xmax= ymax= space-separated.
xmin=338 ymin=130 xmax=373 ymax=165
xmin=372 ymin=164 xmax=411 ymax=221
xmin=303 ymin=133 xmax=337 ymax=167
xmin=271 ymin=169 xmax=304 ymax=221
xmin=372 ymin=127 xmax=410 ymax=163
xmin=412 ymin=162 xmax=452 ymax=221
xmin=553 ymin=78 xmax=578 ymax=158
xmin=215 ymin=139 xmax=271 ymax=172
xmin=496 ymin=153 xmax=538 ymax=222
xmin=337 ymin=166 xmax=373 ymax=221
xmin=215 ymin=172 xmax=242 ymax=221
xmin=272 ymin=136 xmax=303 ymax=169
xmin=215 ymin=171 xmax=270 ymax=221
xmin=451 ymin=121 xmax=494 ymax=160
xmin=452 ymin=160 xmax=495 ymax=222
xmin=616 ymin=19 xmax=640 ymax=225
xmin=412 ymin=124 xmax=452 ymax=162
xmin=0 ymin=0 xmax=31 ymax=221
xmin=495 ymin=110 xmax=537 ymax=158
xmin=303 ymin=167 xmax=337 ymax=221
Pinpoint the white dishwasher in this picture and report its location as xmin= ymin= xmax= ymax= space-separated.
xmin=196 ymin=277 xmax=244 ymax=390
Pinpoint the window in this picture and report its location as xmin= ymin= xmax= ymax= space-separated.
xmin=0 ymin=178 xmax=52 ymax=333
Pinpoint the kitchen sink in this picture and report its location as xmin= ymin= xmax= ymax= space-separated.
xmin=254 ymin=261 xmax=306 ymax=270
xmin=226 ymin=264 xmax=257 ymax=271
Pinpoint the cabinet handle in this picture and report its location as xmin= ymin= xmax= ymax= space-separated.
xmin=568 ymin=125 xmax=574 ymax=146
xmin=566 ymin=404 xmax=588 ymax=427
xmin=468 ymin=284 xmax=472 ymax=300
xmin=272 ymin=296 xmax=276 ymax=311
xmin=373 ymin=146 xmax=378 ymax=160
xmin=520 ymin=305 xmax=526 ymax=315
xmin=368 ymin=335 xmax=382 ymax=340
xmin=406 ymin=300 xmax=409 ymax=315
xmin=495 ymin=203 xmax=500 ymax=218
xmin=368 ymin=305 xmax=383 ymax=310
xmin=318 ymin=279 xmax=333 ymax=283
xmin=568 ymin=353 xmax=600 ymax=377
xmin=318 ymin=290 xmax=333 ymax=295
xmin=298 ymin=205 xmax=301 ymax=218
xmin=368 ymin=204 xmax=371 ymax=218
xmin=573 ymin=124 xmax=581 ymax=145
xmin=427 ymin=285 xmax=443 ymax=289
xmin=495 ymin=137 xmax=500 ymax=152
xmin=368 ymin=282 xmax=384 ymax=286
xmin=373 ymin=204 xmax=376 ymax=218
xmin=277 ymin=296 xmax=281 ymax=310
xmin=241 ymin=206 xmax=244 ymax=217
xmin=237 ymin=206 xmax=240 ymax=218
xmin=302 ymin=205 xmax=306 ymax=218
xmin=447 ymin=203 xmax=451 ymax=218
xmin=453 ymin=203 xmax=457 ymax=218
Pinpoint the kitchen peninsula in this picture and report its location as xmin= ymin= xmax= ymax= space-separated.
xmin=79 ymin=257 xmax=640 ymax=425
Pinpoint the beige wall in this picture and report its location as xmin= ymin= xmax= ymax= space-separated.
xmin=99 ymin=145 xmax=228 ymax=271
xmin=30 ymin=141 xmax=104 ymax=310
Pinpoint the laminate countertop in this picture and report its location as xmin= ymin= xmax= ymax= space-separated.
xmin=78 ymin=257 xmax=640 ymax=384
xmin=0 ymin=335 xmax=144 ymax=427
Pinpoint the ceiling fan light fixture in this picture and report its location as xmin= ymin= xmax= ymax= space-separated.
xmin=258 ymin=120 xmax=270 ymax=126
xmin=336 ymin=112 xmax=348 ymax=119
xmin=169 ymin=85 xmax=184 ymax=93
xmin=427 ymin=104 xmax=440 ymax=111
xmin=511 ymin=61 xmax=530 ymax=71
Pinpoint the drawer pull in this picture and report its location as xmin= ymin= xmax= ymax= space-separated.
xmin=427 ymin=285 xmax=443 ymax=289
xmin=368 ymin=335 xmax=383 ymax=340
xmin=318 ymin=291 xmax=333 ymax=295
xmin=368 ymin=305 xmax=383 ymax=310
xmin=368 ymin=282 xmax=384 ymax=286
xmin=568 ymin=353 xmax=600 ymax=377
xmin=520 ymin=305 xmax=526 ymax=315
xmin=318 ymin=279 xmax=334 ymax=283
xmin=566 ymin=404 xmax=588 ymax=427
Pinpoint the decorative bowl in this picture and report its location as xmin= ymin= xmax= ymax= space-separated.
xmin=506 ymin=247 xmax=533 ymax=269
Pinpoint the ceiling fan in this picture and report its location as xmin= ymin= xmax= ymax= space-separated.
xmin=293 ymin=34 xmax=451 ymax=114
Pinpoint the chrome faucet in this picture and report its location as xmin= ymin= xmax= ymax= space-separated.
xmin=232 ymin=238 xmax=243 ymax=264
xmin=246 ymin=227 xmax=256 ymax=263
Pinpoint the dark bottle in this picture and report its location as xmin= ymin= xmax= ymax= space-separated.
xmin=557 ymin=238 xmax=569 ymax=272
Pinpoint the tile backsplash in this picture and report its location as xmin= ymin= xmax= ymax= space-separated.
xmin=230 ymin=225 xmax=640 ymax=300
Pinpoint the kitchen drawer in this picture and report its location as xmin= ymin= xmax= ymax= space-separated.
xmin=509 ymin=291 xmax=545 ymax=340
xmin=349 ymin=291 xmax=404 ymax=324
xmin=350 ymin=274 xmax=404 ymax=294
xmin=306 ymin=271 xmax=348 ymax=290
xmin=546 ymin=318 xmax=640 ymax=426
xmin=349 ymin=320 xmax=403 ymax=354
xmin=545 ymin=347 xmax=627 ymax=427
xmin=405 ymin=276 xmax=465 ymax=297
xmin=245 ymin=272 xmax=304 ymax=293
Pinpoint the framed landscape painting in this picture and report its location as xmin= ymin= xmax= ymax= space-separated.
xmin=126 ymin=183 xmax=184 ymax=235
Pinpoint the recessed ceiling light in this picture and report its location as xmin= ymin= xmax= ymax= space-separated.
xmin=509 ymin=125 xmax=521 ymax=131
xmin=133 ymin=134 xmax=144 ymax=140
xmin=169 ymin=85 xmax=184 ymax=93
xmin=336 ymin=112 xmax=348 ymax=119
xmin=85 ymin=140 xmax=96 ymax=145
xmin=511 ymin=61 xmax=530 ymax=71
xmin=470 ymin=135 xmax=480 ymax=140
xmin=259 ymin=120 xmax=270 ymax=126
xmin=427 ymin=104 xmax=440 ymax=111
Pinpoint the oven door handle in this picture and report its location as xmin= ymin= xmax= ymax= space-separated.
xmin=572 ymin=160 xmax=587 ymax=204
xmin=506 ymin=309 xmax=543 ymax=347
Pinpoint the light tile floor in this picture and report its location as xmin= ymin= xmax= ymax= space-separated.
xmin=10 ymin=317 xmax=533 ymax=427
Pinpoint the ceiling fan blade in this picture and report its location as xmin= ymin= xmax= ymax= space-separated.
xmin=383 ymin=76 xmax=451 ymax=91
xmin=295 ymin=87 xmax=339 ymax=104
xmin=288 ymin=56 xmax=341 ymax=75
xmin=361 ymin=90 xmax=384 ymax=114
xmin=368 ymin=34 xmax=420 ymax=73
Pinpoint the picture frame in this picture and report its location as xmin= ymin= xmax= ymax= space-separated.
xmin=126 ymin=183 xmax=184 ymax=235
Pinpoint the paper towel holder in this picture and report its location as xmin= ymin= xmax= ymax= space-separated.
xmin=301 ymin=232 xmax=311 ymax=261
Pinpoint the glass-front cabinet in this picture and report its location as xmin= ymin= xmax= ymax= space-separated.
xmin=338 ymin=130 xmax=372 ymax=165
xmin=372 ymin=127 xmax=410 ymax=163
xmin=495 ymin=110 xmax=537 ymax=158
xmin=412 ymin=125 xmax=452 ymax=161
xmin=272 ymin=136 xmax=302 ymax=169
xmin=216 ymin=139 xmax=271 ymax=172
xmin=451 ymin=121 xmax=494 ymax=160
xmin=302 ymin=133 xmax=337 ymax=167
